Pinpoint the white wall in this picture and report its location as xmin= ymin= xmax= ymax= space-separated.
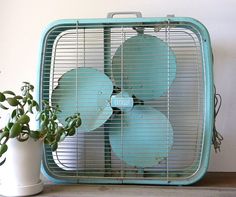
xmin=0 ymin=0 xmax=235 ymax=172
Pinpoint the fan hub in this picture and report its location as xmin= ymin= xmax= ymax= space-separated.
xmin=111 ymin=92 xmax=133 ymax=112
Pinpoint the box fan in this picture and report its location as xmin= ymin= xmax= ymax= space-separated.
xmin=37 ymin=12 xmax=216 ymax=185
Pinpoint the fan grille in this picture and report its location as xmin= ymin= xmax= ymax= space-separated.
xmin=40 ymin=21 xmax=206 ymax=183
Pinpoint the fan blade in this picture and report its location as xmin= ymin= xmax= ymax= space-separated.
xmin=52 ymin=68 xmax=113 ymax=132
xmin=109 ymin=106 xmax=173 ymax=168
xmin=112 ymin=34 xmax=176 ymax=100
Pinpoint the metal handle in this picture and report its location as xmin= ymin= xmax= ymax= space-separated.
xmin=107 ymin=12 xmax=142 ymax=18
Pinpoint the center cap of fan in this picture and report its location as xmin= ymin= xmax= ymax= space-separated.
xmin=111 ymin=91 xmax=133 ymax=112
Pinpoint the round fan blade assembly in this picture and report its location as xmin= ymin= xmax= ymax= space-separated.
xmin=52 ymin=33 xmax=177 ymax=168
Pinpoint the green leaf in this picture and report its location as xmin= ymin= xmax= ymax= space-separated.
xmin=42 ymin=100 xmax=49 ymax=105
xmin=18 ymin=108 xmax=24 ymax=115
xmin=51 ymin=142 xmax=58 ymax=152
xmin=0 ymin=144 xmax=8 ymax=155
xmin=0 ymin=130 xmax=9 ymax=144
xmin=49 ymin=122 xmax=56 ymax=131
xmin=53 ymin=114 xmax=57 ymax=120
xmin=75 ymin=118 xmax=81 ymax=127
xmin=0 ymin=92 xmax=6 ymax=102
xmin=28 ymin=104 xmax=33 ymax=114
xmin=26 ymin=93 xmax=33 ymax=100
xmin=46 ymin=133 xmax=55 ymax=144
xmin=0 ymin=158 xmax=6 ymax=166
xmin=14 ymin=95 xmax=23 ymax=100
xmin=7 ymin=122 xmax=13 ymax=130
xmin=40 ymin=120 xmax=49 ymax=129
xmin=44 ymin=138 xmax=50 ymax=144
xmin=27 ymin=99 xmax=32 ymax=105
xmin=29 ymin=85 xmax=34 ymax=91
xmin=59 ymin=133 xmax=67 ymax=142
xmin=7 ymin=98 xmax=19 ymax=106
xmin=32 ymin=100 xmax=38 ymax=107
xmin=41 ymin=113 xmax=46 ymax=121
xmin=11 ymin=109 xmax=17 ymax=119
xmin=68 ymin=120 xmax=76 ymax=128
xmin=9 ymin=122 xmax=22 ymax=138
xmin=57 ymin=126 xmax=64 ymax=134
xmin=3 ymin=90 xmax=15 ymax=96
xmin=0 ymin=103 xmax=8 ymax=110
xmin=35 ymin=103 xmax=40 ymax=111
xmin=68 ymin=127 xmax=76 ymax=136
xmin=29 ymin=130 xmax=40 ymax=140
xmin=22 ymin=97 xmax=27 ymax=103
xmin=55 ymin=133 xmax=62 ymax=142
xmin=17 ymin=114 xmax=30 ymax=124
xmin=39 ymin=129 xmax=47 ymax=139
xmin=65 ymin=116 xmax=71 ymax=122
xmin=55 ymin=127 xmax=64 ymax=141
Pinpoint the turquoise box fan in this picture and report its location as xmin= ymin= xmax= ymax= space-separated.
xmin=37 ymin=12 xmax=214 ymax=185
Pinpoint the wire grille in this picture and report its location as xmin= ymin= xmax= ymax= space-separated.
xmin=40 ymin=21 xmax=205 ymax=183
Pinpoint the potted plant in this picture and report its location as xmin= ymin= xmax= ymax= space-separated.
xmin=0 ymin=82 xmax=81 ymax=196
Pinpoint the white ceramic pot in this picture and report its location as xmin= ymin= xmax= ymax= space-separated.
xmin=0 ymin=137 xmax=43 ymax=196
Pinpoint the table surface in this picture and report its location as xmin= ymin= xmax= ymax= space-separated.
xmin=1 ymin=172 xmax=236 ymax=197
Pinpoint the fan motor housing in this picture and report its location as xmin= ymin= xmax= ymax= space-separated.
xmin=111 ymin=92 xmax=134 ymax=111
xmin=38 ymin=13 xmax=214 ymax=185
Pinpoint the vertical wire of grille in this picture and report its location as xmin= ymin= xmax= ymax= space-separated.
xmin=41 ymin=22 xmax=205 ymax=182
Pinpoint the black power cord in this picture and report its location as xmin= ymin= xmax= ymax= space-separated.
xmin=212 ymin=86 xmax=223 ymax=152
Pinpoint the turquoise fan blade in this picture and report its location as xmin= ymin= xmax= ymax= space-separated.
xmin=109 ymin=106 xmax=173 ymax=168
xmin=52 ymin=67 xmax=113 ymax=132
xmin=112 ymin=34 xmax=176 ymax=100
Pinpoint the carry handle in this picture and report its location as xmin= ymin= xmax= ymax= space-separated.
xmin=107 ymin=12 xmax=142 ymax=18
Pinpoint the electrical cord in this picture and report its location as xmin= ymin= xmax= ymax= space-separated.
xmin=212 ymin=86 xmax=223 ymax=152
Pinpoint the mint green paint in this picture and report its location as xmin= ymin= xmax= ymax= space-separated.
xmin=52 ymin=67 xmax=113 ymax=132
xmin=109 ymin=105 xmax=173 ymax=168
xmin=112 ymin=34 xmax=176 ymax=101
